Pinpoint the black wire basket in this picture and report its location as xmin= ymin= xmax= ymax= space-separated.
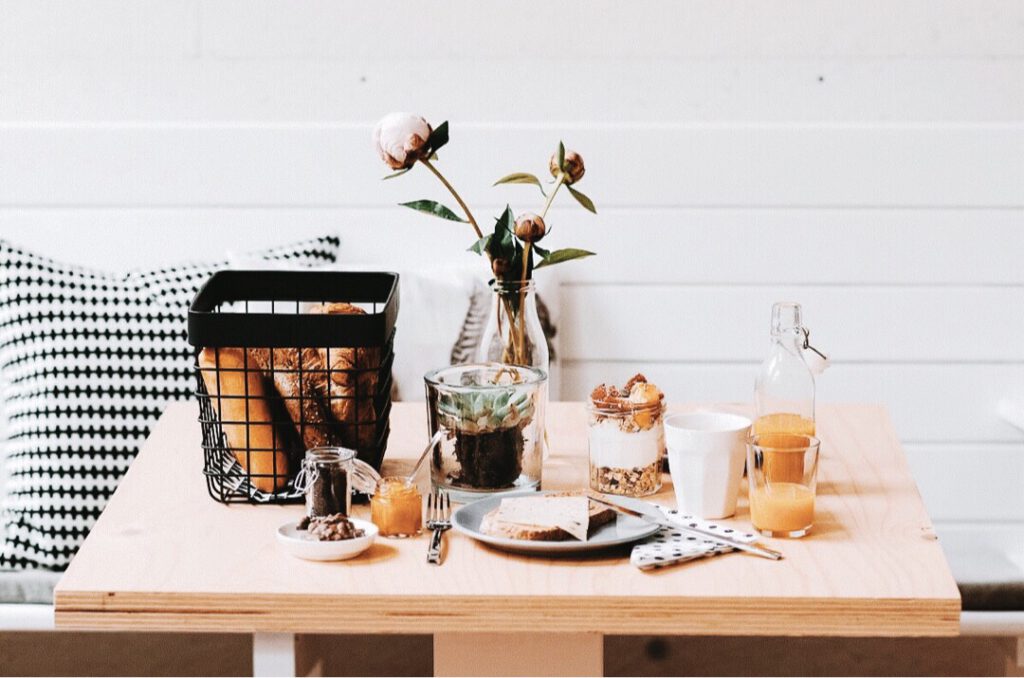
xmin=187 ymin=270 xmax=399 ymax=504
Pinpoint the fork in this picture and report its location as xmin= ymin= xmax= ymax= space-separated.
xmin=426 ymin=489 xmax=452 ymax=565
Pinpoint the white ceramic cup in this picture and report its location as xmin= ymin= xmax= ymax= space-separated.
xmin=665 ymin=412 xmax=752 ymax=519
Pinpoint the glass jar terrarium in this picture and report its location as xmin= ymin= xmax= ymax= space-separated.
xmin=425 ymin=363 xmax=546 ymax=502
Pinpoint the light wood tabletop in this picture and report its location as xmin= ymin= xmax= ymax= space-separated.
xmin=55 ymin=401 xmax=960 ymax=641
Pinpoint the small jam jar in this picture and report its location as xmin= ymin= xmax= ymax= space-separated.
xmin=371 ymin=476 xmax=423 ymax=538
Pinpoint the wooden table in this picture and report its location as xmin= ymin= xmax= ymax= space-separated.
xmin=55 ymin=402 xmax=960 ymax=676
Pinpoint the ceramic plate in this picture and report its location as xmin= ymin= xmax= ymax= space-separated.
xmin=452 ymin=491 xmax=660 ymax=554
xmin=276 ymin=518 xmax=378 ymax=561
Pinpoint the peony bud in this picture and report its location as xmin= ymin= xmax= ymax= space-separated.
xmin=492 ymin=257 xmax=509 ymax=277
xmin=514 ymin=213 xmax=547 ymax=243
xmin=549 ymin=149 xmax=585 ymax=185
xmin=373 ymin=113 xmax=432 ymax=170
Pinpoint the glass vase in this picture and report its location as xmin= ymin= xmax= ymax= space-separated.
xmin=475 ymin=280 xmax=549 ymax=370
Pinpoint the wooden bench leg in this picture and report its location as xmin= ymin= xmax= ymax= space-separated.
xmin=433 ymin=632 xmax=603 ymax=677
xmin=253 ymin=632 xmax=296 ymax=677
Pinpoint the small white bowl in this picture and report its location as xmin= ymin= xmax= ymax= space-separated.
xmin=276 ymin=518 xmax=378 ymax=561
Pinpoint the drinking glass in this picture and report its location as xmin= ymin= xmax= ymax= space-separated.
xmin=746 ymin=434 xmax=821 ymax=538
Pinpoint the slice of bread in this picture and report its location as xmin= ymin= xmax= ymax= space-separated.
xmin=480 ymin=492 xmax=616 ymax=541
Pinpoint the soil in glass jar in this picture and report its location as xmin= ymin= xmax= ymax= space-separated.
xmin=452 ymin=424 xmax=525 ymax=489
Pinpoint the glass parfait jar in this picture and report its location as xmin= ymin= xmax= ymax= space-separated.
xmin=475 ymin=280 xmax=549 ymax=370
xmin=587 ymin=398 xmax=665 ymax=497
xmin=425 ymin=363 xmax=547 ymax=503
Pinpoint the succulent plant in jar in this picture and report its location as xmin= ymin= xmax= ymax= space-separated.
xmin=425 ymin=364 xmax=547 ymax=499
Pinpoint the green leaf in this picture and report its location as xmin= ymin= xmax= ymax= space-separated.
xmin=557 ymin=141 xmax=566 ymax=171
xmin=534 ymin=247 xmax=596 ymax=269
xmin=399 ymin=199 xmax=466 ymax=222
xmin=486 ymin=206 xmax=517 ymax=262
xmin=567 ymin=186 xmax=597 ymax=214
xmin=468 ymin=234 xmax=491 ymax=255
xmin=381 ymin=167 xmax=412 ymax=180
xmin=493 ymin=172 xmax=546 ymax=196
xmin=428 ymin=121 xmax=449 ymax=153
xmin=532 ymin=244 xmax=551 ymax=259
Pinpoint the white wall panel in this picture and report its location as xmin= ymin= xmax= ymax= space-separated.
xmin=5 ymin=58 xmax=1022 ymax=123
xmin=0 ymin=1 xmax=199 ymax=59
xmin=561 ymin=284 xmax=1024 ymax=362
xmin=2 ymin=124 xmax=1022 ymax=207
xmin=198 ymin=1 xmax=1024 ymax=59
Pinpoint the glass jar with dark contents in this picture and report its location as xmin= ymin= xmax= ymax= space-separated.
xmin=301 ymin=448 xmax=352 ymax=517
xmin=298 ymin=447 xmax=380 ymax=518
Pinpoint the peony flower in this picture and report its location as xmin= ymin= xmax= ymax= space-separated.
xmin=514 ymin=213 xmax=547 ymax=243
xmin=549 ymin=149 xmax=585 ymax=184
xmin=373 ymin=113 xmax=432 ymax=170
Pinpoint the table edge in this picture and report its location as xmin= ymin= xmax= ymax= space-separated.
xmin=54 ymin=589 xmax=961 ymax=637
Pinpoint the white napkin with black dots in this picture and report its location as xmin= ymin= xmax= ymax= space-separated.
xmin=631 ymin=506 xmax=758 ymax=570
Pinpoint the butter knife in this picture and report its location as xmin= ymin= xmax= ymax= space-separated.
xmin=589 ymin=493 xmax=783 ymax=561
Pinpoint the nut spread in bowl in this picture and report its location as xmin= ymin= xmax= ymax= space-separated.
xmin=297 ymin=513 xmax=366 ymax=541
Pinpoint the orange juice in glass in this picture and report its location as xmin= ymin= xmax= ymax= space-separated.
xmin=747 ymin=433 xmax=820 ymax=538
xmin=753 ymin=414 xmax=814 ymax=483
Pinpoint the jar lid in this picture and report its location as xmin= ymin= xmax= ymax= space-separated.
xmin=305 ymin=446 xmax=356 ymax=462
xmin=586 ymin=399 xmax=665 ymax=416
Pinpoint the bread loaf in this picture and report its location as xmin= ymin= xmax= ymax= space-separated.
xmin=480 ymin=493 xmax=616 ymax=542
xmin=198 ymin=347 xmax=290 ymax=492
xmin=309 ymin=302 xmax=379 ymax=449
xmin=247 ymin=347 xmax=342 ymax=451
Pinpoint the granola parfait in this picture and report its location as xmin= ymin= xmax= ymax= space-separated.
xmin=587 ymin=374 xmax=665 ymax=497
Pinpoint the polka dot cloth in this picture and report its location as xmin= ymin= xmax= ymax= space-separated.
xmin=630 ymin=506 xmax=758 ymax=570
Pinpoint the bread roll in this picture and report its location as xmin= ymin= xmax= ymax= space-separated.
xmin=198 ymin=347 xmax=289 ymax=492
xmin=309 ymin=302 xmax=379 ymax=449
xmin=247 ymin=347 xmax=341 ymax=451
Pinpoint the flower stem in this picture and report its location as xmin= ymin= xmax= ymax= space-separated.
xmin=540 ymin=172 xmax=566 ymax=220
xmin=517 ymin=244 xmax=531 ymax=361
xmin=419 ymin=157 xmax=483 ymax=240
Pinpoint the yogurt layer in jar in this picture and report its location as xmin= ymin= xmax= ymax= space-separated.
xmin=587 ymin=374 xmax=665 ymax=497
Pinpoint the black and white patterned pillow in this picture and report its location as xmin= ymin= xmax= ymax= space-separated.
xmin=0 ymin=235 xmax=340 ymax=570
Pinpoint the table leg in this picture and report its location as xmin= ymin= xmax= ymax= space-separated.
xmin=433 ymin=632 xmax=603 ymax=677
xmin=252 ymin=632 xmax=296 ymax=677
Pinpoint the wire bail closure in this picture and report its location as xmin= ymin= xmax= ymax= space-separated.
xmin=801 ymin=327 xmax=828 ymax=361
xmin=293 ymin=459 xmax=318 ymax=493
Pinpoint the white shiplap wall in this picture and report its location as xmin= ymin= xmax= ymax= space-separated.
xmin=1 ymin=0 xmax=1023 ymax=524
